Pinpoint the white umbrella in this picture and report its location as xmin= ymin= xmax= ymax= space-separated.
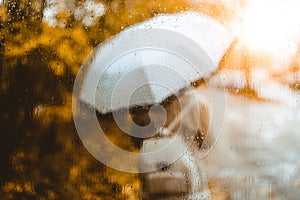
xmin=72 ymin=11 xmax=234 ymax=174
xmin=79 ymin=11 xmax=234 ymax=113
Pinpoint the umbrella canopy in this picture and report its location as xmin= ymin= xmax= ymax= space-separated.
xmin=79 ymin=11 xmax=234 ymax=113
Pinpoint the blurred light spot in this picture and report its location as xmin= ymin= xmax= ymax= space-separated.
xmin=75 ymin=0 xmax=106 ymax=26
xmin=250 ymin=69 xmax=269 ymax=96
xmin=33 ymin=104 xmax=46 ymax=118
xmin=49 ymin=61 xmax=65 ymax=76
xmin=31 ymin=0 xmax=43 ymax=12
xmin=43 ymin=0 xmax=106 ymax=27
xmin=43 ymin=5 xmax=58 ymax=27
xmin=220 ymin=69 xmax=246 ymax=89
xmin=233 ymin=0 xmax=300 ymax=57
xmin=69 ymin=166 xmax=81 ymax=179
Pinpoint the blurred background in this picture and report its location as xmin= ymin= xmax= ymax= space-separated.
xmin=1 ymin=0 xmax=300 ymax=199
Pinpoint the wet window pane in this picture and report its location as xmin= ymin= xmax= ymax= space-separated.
xmin=1 ymin=0 xmax=300 ymax=199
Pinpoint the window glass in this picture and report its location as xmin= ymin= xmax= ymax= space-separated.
xmin=1 ymin=0 xmax=300 ymax=199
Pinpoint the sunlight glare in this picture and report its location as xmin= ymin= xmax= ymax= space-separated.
xmin=233 ymin=0 xmax=300 ymax=56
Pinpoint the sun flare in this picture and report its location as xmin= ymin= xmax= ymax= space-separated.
xmin=232 ymin=0 xmax=300 ymax=57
